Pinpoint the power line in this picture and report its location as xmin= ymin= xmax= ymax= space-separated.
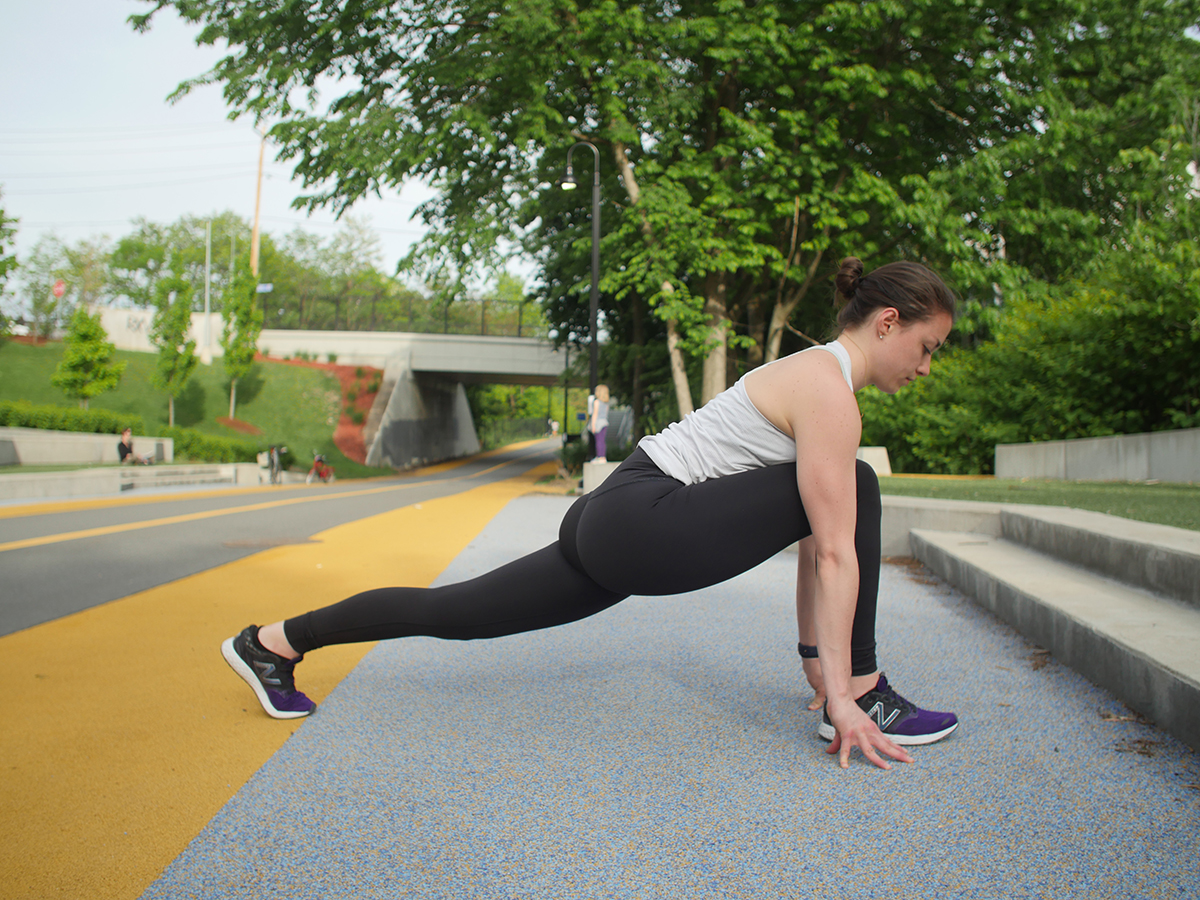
xmin=1 ymin=163 xmax=270 ymax=180
xmin=0 ymin=142 xmax=257 ymax=158
xmin=6 ymin=171 xmax=258 ymax=196
xmin=0 ymin=123 xmax=243 ymax=142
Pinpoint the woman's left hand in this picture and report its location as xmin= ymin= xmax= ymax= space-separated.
xmin=802 ymin=657 xmax=826 ymax=711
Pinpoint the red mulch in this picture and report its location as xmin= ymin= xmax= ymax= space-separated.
xmin=217 ymin=416 xmax=264 ymax=436
xmin=8 ymin=335 xmax=53 ymax=345
xmin=257 ymin=353 xmax=382 ymax=465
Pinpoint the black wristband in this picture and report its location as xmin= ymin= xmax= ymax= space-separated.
xmin=797 ymin=642 xmax=818 ymax=659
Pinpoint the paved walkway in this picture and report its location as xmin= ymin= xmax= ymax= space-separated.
xmin=141 ymin=494 xmax=1199 ymax=899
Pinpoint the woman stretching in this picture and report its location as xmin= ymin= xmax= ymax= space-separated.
xmin=223 ymin=257 xmax=959 ymax=769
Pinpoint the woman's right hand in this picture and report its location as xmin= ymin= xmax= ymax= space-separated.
xmin=823 ymin=697 xmax=913 ymax=770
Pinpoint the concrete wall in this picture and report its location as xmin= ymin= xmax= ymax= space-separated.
xmin=0 ymin=463 xmax=260 ymax=501
xmin=366 ymin=355 xmax=481 ymax=468
xmin=0 ymin=427 xmax=173 ymax=466
xmin=995 ymin=427 xmax=1200 ymax=483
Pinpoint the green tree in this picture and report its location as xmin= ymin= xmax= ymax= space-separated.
xmin=62 ymin=238 xmax=111 ymax=311
xmin=0 ymin=192 xmax=16 ymax=342
xmin=151 ymin=275 xmax=199 ymax=427
xmin=136 ymin=0 xmax=1200 ymax=420
xmin=19 ymin=234 xmax=69 ymax=338
xmin=110 ymin=211 xmax=250 ymax=310
xmin=220 ymin=264 xmax=264 ymax=419
xmin=860 ymin=226 xmax=1200 ymax=474
xmin=50 ymin=306 xmax=126 ymax=409
xmin=0 ymin=188 xmax=17 ymax=312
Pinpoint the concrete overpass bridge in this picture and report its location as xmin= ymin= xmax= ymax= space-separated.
xmin=263 ymin=330 xmax=574 ymax=468
xmin=99 ymin=310 xmax=576 ymax=469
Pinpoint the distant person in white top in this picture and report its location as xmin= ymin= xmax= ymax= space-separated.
xmin=588 ymin=384 xmax=610 ymax=462
xmin=223 ymin=256 xmax=960 ymax=769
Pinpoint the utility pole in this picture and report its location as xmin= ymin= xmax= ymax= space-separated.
xmin=250 ymin=128 xmax=266 ymax=278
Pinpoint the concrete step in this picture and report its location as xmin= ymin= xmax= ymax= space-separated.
xmin=911 ymin=528 xmax=1200 ymax=752
xmin=1000 ymin=505 xmax=1200 ymax=610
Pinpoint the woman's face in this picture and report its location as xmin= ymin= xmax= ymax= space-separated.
xmin=874 ymin=310 xmax=953 ymax=394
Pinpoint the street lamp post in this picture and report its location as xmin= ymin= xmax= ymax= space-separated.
xmin=560 ymin=141 xmax=600 ymax=397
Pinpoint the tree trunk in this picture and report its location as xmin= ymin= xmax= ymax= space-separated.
xmin=764 ymin=248 xmax=829 ymax=362
xmin=611 ymin=139 xmax=694 ymax=416
xmin=168 ymin=394 xmax=175 ymax=427
xmin=229 ymin=377 xmax=238 ymax=420
xmin=700 ymin=272 xmax=729 ymax=405
xmin=746 ymin=294 xmax=767 ymax=370
xmin=663 ymin=287 xmax=694 ymax=418
xmin=630 ymin=293 xmax=645 ymax=440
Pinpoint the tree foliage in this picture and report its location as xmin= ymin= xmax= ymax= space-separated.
xmin=221 ymin=263 xmax=264 ymax=419
xmin=50 ymin=306 xmax=126 ymax=408
xmin=150 ymin=275 xmax=199 ymax=427
xmin=134 ymin=0 xmax=1200 ymax=425
xmin=19 ymin=234 xmax=70 ymax=339
xmin=0 ymin=189 xmax=17 ymax=312
xmin=860 ymin=226 xmax=1200 ymax=473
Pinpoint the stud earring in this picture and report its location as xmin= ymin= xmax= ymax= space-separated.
xmin=878 ymin=333 xmax=885 ymax=340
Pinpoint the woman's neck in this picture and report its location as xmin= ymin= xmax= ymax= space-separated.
xmin=835 ymin=330 xmax=872 ymax=392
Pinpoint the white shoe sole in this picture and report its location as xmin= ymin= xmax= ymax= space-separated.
xmin=817 ymin=720 xmax=958 ymax=746
xmin=221 ymin=636 xmax=312 ymax=720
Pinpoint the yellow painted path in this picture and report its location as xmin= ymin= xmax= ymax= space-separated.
xmin=1 ymin=461 xmax=559 ymax=900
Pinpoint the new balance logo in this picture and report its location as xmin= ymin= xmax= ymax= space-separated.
xmin=867 ymin=701 xmax=900 ymax=730
xmin=254 ymin=660 xmax=281 ymax=686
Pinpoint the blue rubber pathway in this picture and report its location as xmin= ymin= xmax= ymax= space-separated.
xmin=143 ymin=495 xmax=1200 ymax=899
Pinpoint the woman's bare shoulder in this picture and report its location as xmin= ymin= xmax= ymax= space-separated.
xmin=744 ymin=348 xmax=855 ymax=434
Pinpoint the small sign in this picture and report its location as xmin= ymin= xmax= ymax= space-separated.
xmin=52 ymin=279 xmax=66 ymax=299
xmin=255 ymin=283 xmax=274 ymax=294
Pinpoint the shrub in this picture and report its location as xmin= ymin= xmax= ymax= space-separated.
xmin=161 ymin=426 xmax=262 ymax=463
xmin=0 ymin=400 xmax=144 ymax=435
xmin=859 ymin=232 xmax=1200 ymax=473
xmin=327 ymin=352 xmax=338 ymax=363
xmin=355 ymin=366 xmax=365 ymax=378
xmin=367 ymin=372 xmax=383 ymax=394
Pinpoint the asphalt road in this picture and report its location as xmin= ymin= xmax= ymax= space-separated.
xmin=0 ymin=440 xmax=560 ymax=637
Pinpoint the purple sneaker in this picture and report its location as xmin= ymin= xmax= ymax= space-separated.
xmin=221 ymin=625 xmax=315 ymax=719
xmin=818 ymin=674 xmax=957 ymax=745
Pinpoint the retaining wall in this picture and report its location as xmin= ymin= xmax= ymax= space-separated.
xmin=0 ymin=427 xmax=173 ymax=466
xmin=995 ymin=428 xmax=1200 ymax=483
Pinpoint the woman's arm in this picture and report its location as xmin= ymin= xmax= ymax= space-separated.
xmin=778 ymin=358 xmax=911 ymax=769
xmin=795 ymin=536 xmax=825 ymax=710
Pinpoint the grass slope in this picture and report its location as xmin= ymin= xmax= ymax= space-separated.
xmin=879 ymin=476 xmax=1200 ymax=532
xmin=0 ymin=340 xmax=391 ymax=479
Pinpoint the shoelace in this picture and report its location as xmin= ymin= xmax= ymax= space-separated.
xmin=874 ymin=681 xmax=918 ymax=713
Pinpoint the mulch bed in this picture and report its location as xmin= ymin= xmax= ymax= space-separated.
xmin=256 ymin=354 xmax=382 ymax=465
xmin=217 ymin=417 xmax=264 ymax=436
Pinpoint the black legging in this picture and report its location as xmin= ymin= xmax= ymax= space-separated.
xmin=284 ymin=448 xmax=881 ymax=675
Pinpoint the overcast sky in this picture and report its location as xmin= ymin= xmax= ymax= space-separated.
xmin=0 ymin=0 xmax=436 ymax=281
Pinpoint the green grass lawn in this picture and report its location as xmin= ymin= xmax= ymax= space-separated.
xmin=0 ymin=340 xmax=392 ymax=479
xmin=879 ymin=476 xmax=1200 ymax=532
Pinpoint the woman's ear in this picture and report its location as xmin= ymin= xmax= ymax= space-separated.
xmin=876 ymin=307 xmax=901 ymax=335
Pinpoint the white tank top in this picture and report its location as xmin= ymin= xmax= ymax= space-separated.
xmin=637 ymin=340 xmax=854 ymax=484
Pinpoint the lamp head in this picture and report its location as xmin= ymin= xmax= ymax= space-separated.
xmin=560 ymin=165 xmax=578 ymax=190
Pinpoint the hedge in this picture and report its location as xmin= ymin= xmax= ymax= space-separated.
xmin=0 ymin=402 xmax=264 ymax=463
xmin=161 ymin=426 xmax=263 ymax=463
xmin=0 ymin=400 xmax=144 ymax=435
